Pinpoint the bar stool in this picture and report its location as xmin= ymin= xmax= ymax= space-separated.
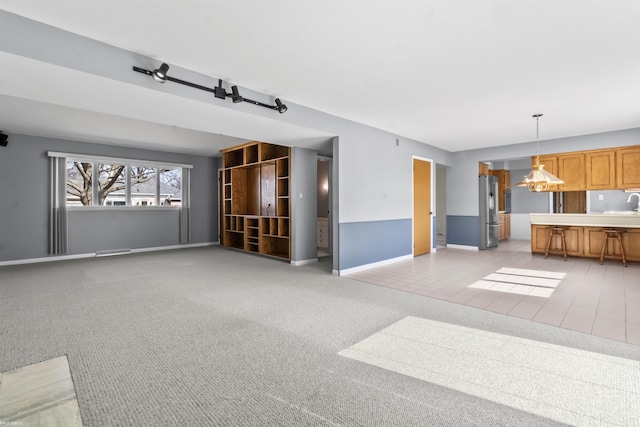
xmin=599 ymin=228 xmax=627 ymax=267
xmin=544 ymin=226 xmax=568 ymax=261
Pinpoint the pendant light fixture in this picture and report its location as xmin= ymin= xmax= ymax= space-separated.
xmin=516 ymin=114 xmax=564 ymax=192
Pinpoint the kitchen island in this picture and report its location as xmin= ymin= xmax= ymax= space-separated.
xmin=530 ymin=213 xmax=640 ymax=262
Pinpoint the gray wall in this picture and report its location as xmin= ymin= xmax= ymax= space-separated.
xmin=0 ymin=133 xmax=217 ymax=262
xmin=590 ymin=190 xmax=639 ymax=213
xmin=510 ymin=168 xmax=550 ymax=214
xmin=291 ymin=147 xmax=318 ymax=263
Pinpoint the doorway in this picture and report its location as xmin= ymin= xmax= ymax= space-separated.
xmin=554 ymin=191 xmax=586 ymax=213
xmin=413 ymin=157 xmax=432 ymax=256
xmin=317 ymin=157 xmax=332 ymax=257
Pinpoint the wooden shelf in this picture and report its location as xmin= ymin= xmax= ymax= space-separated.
xmin=220 ymin=142 xmax=291 ymax=260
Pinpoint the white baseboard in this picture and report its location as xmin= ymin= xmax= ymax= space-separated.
xmin=0 ymin=242 xmax=219 ymax=267
xmin=339 ymin=254 xmax=413 ymax=276
xmin=446 ymin=244 xmax=479 ymax=251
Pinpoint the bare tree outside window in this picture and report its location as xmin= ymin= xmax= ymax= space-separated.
xmin=66 ymin=161 xmax=93 ymax=206
xmin=130 ymin=166 xmax=157 ymax=206
xmin=66 ymin=162 xmax=160 ymax=206
xmin=97 ymin=164 xmax=126 ymax=205
xmin=160 ymin=168 xmax=181 ymax=189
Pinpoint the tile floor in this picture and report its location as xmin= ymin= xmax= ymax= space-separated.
xmin=0 ymin=356 xmax=83 ymax=426
xmin=341 ymin=316 xmax=640 ymax=426
xmin=347 ymin=238 xmax=640 ymax=345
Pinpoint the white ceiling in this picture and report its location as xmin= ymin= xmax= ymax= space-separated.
xmin=1 ymin=0 xmax=639 ymax=156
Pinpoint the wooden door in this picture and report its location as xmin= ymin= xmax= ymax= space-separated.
xmin=563 ymin=191 xmax=586 ymax=213
xmin=413 ymin=159 xmax=431 ymax=256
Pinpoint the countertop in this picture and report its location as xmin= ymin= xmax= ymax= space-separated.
xmin=530 ymin=213 xmax=640 ymax=228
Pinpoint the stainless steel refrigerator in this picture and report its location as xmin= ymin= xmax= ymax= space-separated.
xmin=479 ymin=175 xmax=499 ymax=249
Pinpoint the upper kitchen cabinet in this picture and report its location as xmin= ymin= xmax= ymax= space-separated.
xmin=616 ymin=146 xmax=640 ymax=189
xmin=586 ymin=149 xmax=616 ymax=190
xmin=491 ymin=169 xmax=511 ymax=211
xmin=478 ymin=162 xmax=490 ymax=176
xmin=534 ymin=155 xmax=559 ymax=192
xmin=558 ymin=153 xmax=586 ymax=191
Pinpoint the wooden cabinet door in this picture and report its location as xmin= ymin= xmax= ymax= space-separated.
xmin=534 ymin=155 xmax=559 ymax=191
xmin=504 ymin=214 xmax=510 ymax=239
xmin=479 ymin=162 xmax=489 ymax=176
xmin=584 ymin=228 xmax=640 ymax=262
xmin=586 ymin=150 xmax=616 ymax=189
xmin=616 ymin=146 xmax=640 ymax=189
xmin=531 ymin=225 xmax=582 ymax=256
xmin=558 ymin=153 xmax=586 ymax=191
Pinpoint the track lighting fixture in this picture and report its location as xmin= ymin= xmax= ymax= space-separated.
xmin=214 ymin=79 xmax=227 ymax=100
xmin=231 ymin=86 xmax=243 ymax=103
xmin=275 ymin=98 xmax=288 ymax=114
xmin=0 ymin=131 xmax=8 ymax=147
xmin=152 ymin=63 xmax=169 ymax=83
xmin=132 ymin=64 xmax=288 ymax=113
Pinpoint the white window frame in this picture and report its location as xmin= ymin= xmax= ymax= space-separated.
xmin=50 ymin=151 xmax=191 ymax=209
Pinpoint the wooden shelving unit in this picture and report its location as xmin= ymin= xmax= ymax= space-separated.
xmin=220 ymin=141 xmax=291 ymax=260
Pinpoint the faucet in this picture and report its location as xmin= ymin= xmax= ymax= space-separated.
xmin=627 ymin=193 xmax=640 ymax=211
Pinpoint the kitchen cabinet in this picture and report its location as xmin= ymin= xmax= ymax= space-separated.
xmin=530 ymin=225 xmax=583 ymax=257
xmin=616 ymin=146 xmax=640 ymax=189
xmin=531 ymin=223 xmax=640 ymax=262
xmin=558 ymin=153 xmax=585 ymax=191
xmin=220 ymin=141 xmax=291 ymax=260
xmin=533 ymin=155 xmax=560 ymax=192
xmin=583 ymin=227 xmax=640 ymax=262
xmin=586 ymin=149 xmax=616 ymax=190
xmin=498 ymin=212 xmax=510 ymax=241
xmin=530 ymin=145 xmax=640 ymax=192
xmin=491 ymin=169 xmax=511 ymax=211
xmin=479 ymin=162 xmax=490 ymax=176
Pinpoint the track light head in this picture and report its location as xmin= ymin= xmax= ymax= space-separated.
xmin=231 ymin=86 xmax=243 ymax=103
xmin=152 ymin=63 xmax=169 ymax=83
xmin=0 ymin=132 xmax=8 ymax=147
xmin=214 ymin=79 xmax=227 ymax=100
xmin=275 ymin=98 xmax=288 ymax=114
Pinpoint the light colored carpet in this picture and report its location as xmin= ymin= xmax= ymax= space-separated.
xmin=1 ymin=246 xmax=638 ymax=426
xmin=341 ymin=316 xmax=639 ymax=426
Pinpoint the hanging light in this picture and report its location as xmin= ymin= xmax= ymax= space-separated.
xmin=516 ymin=114 xmax=564 ymax=192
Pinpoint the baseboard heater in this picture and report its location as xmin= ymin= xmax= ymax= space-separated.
xmin=95 ymin=248 xmax=132 ymax=257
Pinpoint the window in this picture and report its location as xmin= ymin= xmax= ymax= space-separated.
xmin=130 ymin=166 xmax=157 ymax=206
xmin=98 ymin=163 xmax=126 ymax=206
xmin=159 ymin=167 xmax=182 ymax=206
xmin=63 ymin=156 xmax=184 ymax=208
xmin=66 ymin=161 xmax=93 ymax=206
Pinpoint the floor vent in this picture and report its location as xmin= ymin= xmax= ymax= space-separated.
xmin=95 ymin=248 xmax=132 ymax=257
